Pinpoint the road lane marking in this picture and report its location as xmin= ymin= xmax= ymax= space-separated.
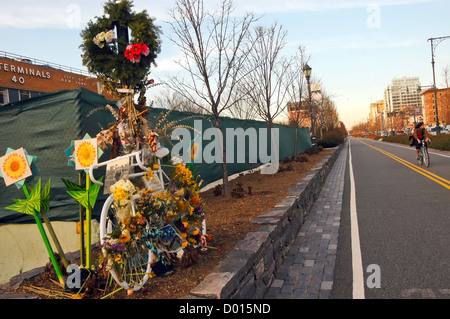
xmin=357 ymin=139 xmax=450 ymax=190
xmin=349 ymin=140 xmax=365 ymax=299
xmin=371 ymin=139 xmax=450 ymax=159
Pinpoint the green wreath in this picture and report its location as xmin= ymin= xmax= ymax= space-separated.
xmin=80 ymin=0 xmax=161 ymax=92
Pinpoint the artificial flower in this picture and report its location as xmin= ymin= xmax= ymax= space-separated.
xmin=113 ymin=187 xmax=128 ymax=202
xmin=124 ymin=49 xmax=134 ymax=61
xmin=93 ymin=30 xmax=115 ymax=48
xmin=105 ymin=30 xmax=115 ymax=43
xmin=191 ymin=196 xmax=201 ymax=206
xmin=76 ymin=141 xmax=97 ymax=168
xmin=124 ymin=42 xmax=150 ymax=63
xmin=118 ymin=234 xmax=131 ymax=243
xmin=2 ymin=152 xmax=28 ymax=180
xmin=131 ymin=43 xmax=143 ymax=55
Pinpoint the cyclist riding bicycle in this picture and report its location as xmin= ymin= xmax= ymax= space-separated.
xmin=411 ymin=122 xmax=430 ymax=161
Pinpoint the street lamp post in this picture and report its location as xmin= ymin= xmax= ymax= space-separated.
xmin=303 ymin=63 xmax=316 ymax=154
xmin=428 ymin=36 xmax=450 ymax=134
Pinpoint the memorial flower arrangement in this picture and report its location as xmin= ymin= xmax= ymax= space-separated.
xmin=0 ymin=0 xmax=212 ymax=299
xmin=77 ymin=0 xmax=213 ymax=293
xmin=97 ymin=156 xmax=208 ymax=275
xmin=80 ymin=0 xmax=161 ymax=92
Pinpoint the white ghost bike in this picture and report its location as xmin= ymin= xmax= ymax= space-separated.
xmin=89 ymin=147 xmax=174 ymax=291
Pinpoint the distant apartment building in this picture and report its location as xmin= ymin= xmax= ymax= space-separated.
xmin=421 ymin=87 xmax=450 ymax=126
xmin=384 ymin=76 xmax=422 ymax=128
xmin=369 ymin=100 xmax=385 ymax=130
xmin=0 ymin=51 xmax=113 ymax=106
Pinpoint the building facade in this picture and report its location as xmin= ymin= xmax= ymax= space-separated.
xmin=0 ymin=51 xmax=109 ymax=106
xmin=369 ymin=100 xmax=385 ymax=130
xmin=421 ymin=88 xmax=450 ymax=126
xmin=384 ymin=76 xmax=422 ymax=128
xmin=287 ymin=101 xmax=312 ymax=128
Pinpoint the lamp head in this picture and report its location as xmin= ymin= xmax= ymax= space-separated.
xmin=303 ymin=63 xmax=312 ymax=79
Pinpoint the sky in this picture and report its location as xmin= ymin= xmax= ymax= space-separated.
xmin=1 ymin=0 xmax=450 ymax=130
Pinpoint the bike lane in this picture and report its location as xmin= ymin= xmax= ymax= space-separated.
xmin=333 ymin=137 xmax=450 ymax=299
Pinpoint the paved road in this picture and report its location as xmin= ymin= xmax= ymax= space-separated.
xmin=334 ymin=137 xmax=450 ymax=299
xmin=266 ymin=137 xmax=450 ymax=299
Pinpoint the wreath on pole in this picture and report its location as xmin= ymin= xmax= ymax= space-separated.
xmin=80 ymin=0 xmax=161 ymax=96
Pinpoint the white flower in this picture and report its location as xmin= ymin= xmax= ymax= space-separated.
xmin=119 ymin=199 xmax=129 ymax=207
xmin=105 ymin=30 xmax=115 ymax=43
xmin=123 ymin=180 xmax=135 ymax=193
xmin=171 ymin=156 xmax=184 ymax=165
xmin=97 ymin=31 xmax=106 ymax=42
xmin=110 ymin=179 xmax=135 ymax=195
xmin=93 ymin=37 xmax=101 ymax=46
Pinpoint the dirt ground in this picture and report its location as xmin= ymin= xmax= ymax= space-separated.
xmin=8 ymin=148 xmax=331 ymax=299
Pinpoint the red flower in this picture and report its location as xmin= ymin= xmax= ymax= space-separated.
xmin=124 ymin=43 xmax=149 ymax=63
xmin=124 ymin=49 xmax=134 ymax=61
xmin=134 ymin=43 xmax=144 ymax=52
xmin=141 ymin=44 xmax=150 ymax=56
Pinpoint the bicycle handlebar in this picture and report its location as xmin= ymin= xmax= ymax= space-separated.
xmin=89 ymin=150 xmax=150 ymax=186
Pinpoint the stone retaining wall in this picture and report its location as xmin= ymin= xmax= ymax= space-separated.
xmin=188 ymin=143 xmax=345 ymax=299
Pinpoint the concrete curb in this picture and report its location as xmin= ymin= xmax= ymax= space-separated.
xmin=188 ymin=143 xmax=345 ymax=299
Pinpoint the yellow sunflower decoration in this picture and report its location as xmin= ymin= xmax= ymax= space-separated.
xmin=0 ymin=148 xmax=32 ymax=186
xmin=4 ymin=153 xmax=27 ymax=179
xmin=74 ymin=138 xmax=98 ymax=170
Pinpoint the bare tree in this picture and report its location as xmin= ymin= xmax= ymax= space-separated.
xmin=166 ymin=0 xmax=259 ymax=196
xmin=224 ymin=88 xmax=258 ymax=120
xmin=313 ymin=88 xmax=340 ymax=139
xmin=238 ymin=23 xmax=290 ymax=174
xmin=242 ymin=23 xmax=290 ymax=128
xmin=152 ymin=88 xmax=206 ymax=114
xmin=284 ymin=46 xmax=311 ymax=155
xmin=442 ymin=65 xmax=450 ymax=88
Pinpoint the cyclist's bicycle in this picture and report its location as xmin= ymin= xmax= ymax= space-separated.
xmin=417 ymin=139 xmax=430 ymax=167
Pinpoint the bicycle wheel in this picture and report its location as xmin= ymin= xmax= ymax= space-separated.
xmin=423 ymin=145 xmax=430 ymax=167
xmin=418 ymin=147 xmax=424 ymax=165
xmin=99 ymin=194 xmax=153 ymax=291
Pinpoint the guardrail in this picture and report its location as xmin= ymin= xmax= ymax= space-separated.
xmin=0 ymin=50 xmax=91 ymax=77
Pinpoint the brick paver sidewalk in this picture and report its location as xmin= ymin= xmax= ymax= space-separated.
xmin=264 ymin=141 xmax=348 ymax=299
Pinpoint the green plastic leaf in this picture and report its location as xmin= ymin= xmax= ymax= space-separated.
xmin=67 ymin=190 xmax=90 ymax=209
xmin=88 ymin=177 xmax=103 ymax=208
xmin=66 ymin=177 xmax=103 ymax=209
xmin=61 ymin=178 xmax=85 ymax=192
xmin=6 ymin=198 xmax=35 ymax=215
xmin=27 ymin=178 xmax=42 ymax=213
xmin=40 ymin=179 xmax=51 ymax=212
xmin=6 ymin=179 xmax=42 ymax=215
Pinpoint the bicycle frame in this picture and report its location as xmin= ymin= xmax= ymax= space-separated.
xmin=418 ymin=140 xmax=430 ymax=167
xmin=89 ymin=148 xmax=170 ymax=189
